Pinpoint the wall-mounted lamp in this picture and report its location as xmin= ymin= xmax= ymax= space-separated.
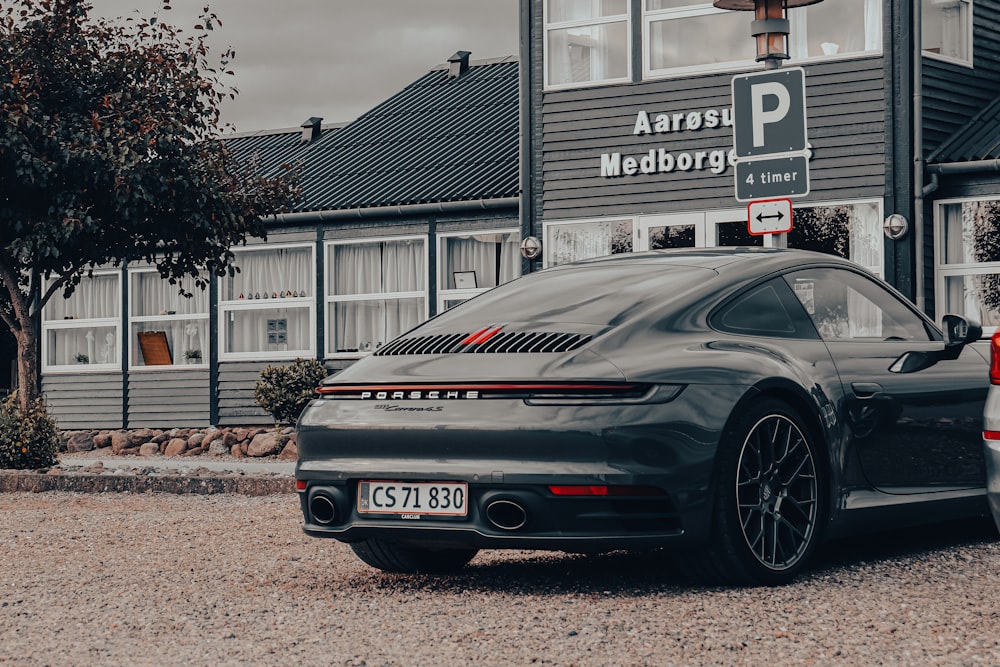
xmin=520 ymin=236 xmax=542 ymax=260
xmin=714 ymin=0 xmax=824 ymax=64
xmin=883 ymin=214 xmax=909 ymax=240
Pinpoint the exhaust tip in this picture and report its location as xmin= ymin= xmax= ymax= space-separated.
xmin=485 ymin=499 xmax=527 ymax=531
xmin=309 ymin=493 xmax=337 ymax=525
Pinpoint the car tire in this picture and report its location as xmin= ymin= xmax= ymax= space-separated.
xmin=350 ymin=539 xmax=479 ymax=574
xmin=677 ymin=398 xmax=825 ymax=586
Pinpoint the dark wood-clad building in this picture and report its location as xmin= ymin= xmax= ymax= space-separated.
xmin=518 ymin=0 xmax=1000 ymax=327
xmin=35 ymin=53 xmax=520 ymax=429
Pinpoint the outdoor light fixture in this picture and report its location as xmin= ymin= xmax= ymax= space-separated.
xmin=520 ymin=236 xmax=542 ymax=260
xmin=713 ymin=0 xmax=824 ymax=64
xmin=883 ymin=214 xmax=909 ymax=240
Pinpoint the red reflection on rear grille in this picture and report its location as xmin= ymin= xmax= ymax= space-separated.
xmin=459 ymin=326 xmax=503 ymax=346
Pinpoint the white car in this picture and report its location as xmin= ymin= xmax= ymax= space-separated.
xmin=985 ymin=329 xmax=1000 ymax=533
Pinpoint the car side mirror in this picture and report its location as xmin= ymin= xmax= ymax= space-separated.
xmin=890 ymin=315 xmax=983 ymax=374
xmin=942 ymin=314 xmax=982 ymax=348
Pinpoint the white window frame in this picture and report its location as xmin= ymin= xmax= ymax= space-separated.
xmin=934 ymin=195 xmax=1000 ymax=335
xmin=436 ymin=228 xmax=522 ymax=313
xmin=544 ymin=0 xmax=631 ymax=90
xmin=922 ymin=0 xmax=973 ymax=67
xmin=642 ymin=0 xmax=883 ymax=81
xmin=127 ymin=266 xmax=210 ymax=371
xmin=642 ymin=3 xmax=757 ymax=79
xmin=546 ymin=199 xmax=884 ymax=272
xmin=218 ymin=242 xmax=316 ymax=362
xmin=41 ymin=269 xmax=122 ymax=373
xmin=324 ymin=234 xmax=429 ymax=360
xmin=543 ymin=216 xmax=638 ymax=267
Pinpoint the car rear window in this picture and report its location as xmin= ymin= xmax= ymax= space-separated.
xmin=431 ymin=263 xmax=717 ymax=327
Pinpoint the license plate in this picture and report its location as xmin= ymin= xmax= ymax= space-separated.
xmin=357 ymin=481 xmax=468 ymax=517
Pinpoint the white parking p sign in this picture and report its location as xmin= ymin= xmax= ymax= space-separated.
xmin=732 ymin=68 xmax=807 ymax=159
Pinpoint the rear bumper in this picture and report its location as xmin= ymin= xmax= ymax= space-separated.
xmin=985 ymin=437 xmax=1000 ymax=533
xmin=296 ymin=475 xmax=710 ymax=550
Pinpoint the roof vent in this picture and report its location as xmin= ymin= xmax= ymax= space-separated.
xmin=300 ymin=117 xmax=323 ymax=143
xmin=447 ymin=51 xmax=471 ymax=78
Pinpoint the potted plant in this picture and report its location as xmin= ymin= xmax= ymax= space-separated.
xmin=75 ymin=353 xmax=89 ymax=364
xmin=184 ymin=349 xmax=202 ymax=364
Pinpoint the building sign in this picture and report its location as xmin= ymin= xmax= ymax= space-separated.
xmin=600 ymin=109 xmax=738 ymax=178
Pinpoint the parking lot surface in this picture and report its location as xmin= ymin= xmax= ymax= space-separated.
xmin=1 ymin=492 xmax=998 ymax=666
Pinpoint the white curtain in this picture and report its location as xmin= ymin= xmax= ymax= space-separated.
xmin=847 ymin=203 xmax=883 ymax=337
xmin=226 ymin=307 xmax=310 ymax=354
xmin=445 ymin=233 xmax=521 ymax=289
xmin=133 ymin=272 xmax=207 ymax=316
xmin=330 ymin=240 xmax=424 ymax=352
xmin=223 ymin=247 xmax=313 ymax=355
xmin=44 ymin=274 xmax=119 ymax=367
xmin=45 ymin=274 xmax=118 ymax=320
xmin=789 ymin=10 xmax=808 ymax=59
xmin=228 ymin=247 xmax=311 ymax=300
xmin=131 ymin=271 xmax=208 ymax=366
xmin=864 ymin=0 xmax=881 ymax=51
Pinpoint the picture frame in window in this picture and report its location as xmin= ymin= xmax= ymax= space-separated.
xmin=137 ymin=331 xmax=172 ymax=365
xmin=453 ymin=271 xmax=478 ymax=289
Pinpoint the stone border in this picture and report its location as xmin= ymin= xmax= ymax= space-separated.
xmin=0 ymin=471 xmax=294 ymax=495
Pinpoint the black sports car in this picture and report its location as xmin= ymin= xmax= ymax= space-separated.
xmin=296 ymin=247 xmax=989 ymax=585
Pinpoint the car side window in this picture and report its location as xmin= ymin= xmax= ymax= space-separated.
xmin=783 ymin=268 xmax=934 ymax=342
xmin=711 ymin=278 xmax=819 ymax=339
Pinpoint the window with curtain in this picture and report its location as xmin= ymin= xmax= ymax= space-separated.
xmin=544 ymin=218 xmax=634 ymax=267
xmin=438 ymin=230 xmax=521 ymax=311
xmin=546 ymin=0 xmax=630 ymax=87
xmin=923 ymin=0 xmax=972 ymax=64
xmin=644 ymin=0 xmax=881 ymax=77
xmin=219 ymin=245 xmax=315 ymax=359
xmin=128 ymin=267 xmax=209 ymax=368
xmin=788 ymin=201 xmax=883 ymax=276
xmin=936 ymin=198 xmax=1000 ymax=333
xmin=42 ymin=271 xmax=121 ymax=370
xmin=326 ymin=237 xmax=427 ymax=356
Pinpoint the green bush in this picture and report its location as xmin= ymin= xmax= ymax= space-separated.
xmin=0 ymin=393 xmax=61 ymax=470
xmin=254 ymin=358 xmax=330 ymax=425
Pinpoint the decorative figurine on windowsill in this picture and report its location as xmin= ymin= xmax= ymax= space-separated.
xmin=184 ymin=349 xmax=202 ymax=364
xmin=75 ymin=353 xmax=89 ymax=364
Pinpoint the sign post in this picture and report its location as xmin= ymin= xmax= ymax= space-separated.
xmin=715 ymin=0 xmax=822 ymax=245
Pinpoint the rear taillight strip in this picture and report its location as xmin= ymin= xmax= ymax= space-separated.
xmin=991 ymin=329 xmax=1000 ymax=385
xmin=316 ymin=382 xmax=645 ymax=397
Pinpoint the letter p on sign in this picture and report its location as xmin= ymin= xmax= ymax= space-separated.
xmin=732 ymin=68 xmax=807 ymax=159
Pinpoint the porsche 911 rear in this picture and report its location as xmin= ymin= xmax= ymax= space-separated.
xmin=295 ymin=368 xmax=740 ymax=552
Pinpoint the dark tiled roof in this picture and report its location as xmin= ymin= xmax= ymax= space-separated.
xmin=290 ymin=56 xmax=519 ymax=213
xmin=223 ymin=121 xmax=346 ymax=176
xmin=928 ymin=95 xmax=1000 ymax=164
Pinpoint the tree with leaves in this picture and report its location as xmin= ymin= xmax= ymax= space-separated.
xmin=0 ymin=0 xmax=297 ymax=422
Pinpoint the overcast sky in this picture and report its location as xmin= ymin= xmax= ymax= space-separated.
xmin=89 ymin=1 xmax=520 ymax=132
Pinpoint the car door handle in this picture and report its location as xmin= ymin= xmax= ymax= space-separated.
xmin=851 ymin=382 xmax=883 ymax=399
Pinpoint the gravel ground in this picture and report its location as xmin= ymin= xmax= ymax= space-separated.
xmin=1 ymin=492 xmax=999 ymax=667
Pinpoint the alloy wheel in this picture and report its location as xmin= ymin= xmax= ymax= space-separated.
xmin=735 ymin=413 xmax=818 ymax=571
